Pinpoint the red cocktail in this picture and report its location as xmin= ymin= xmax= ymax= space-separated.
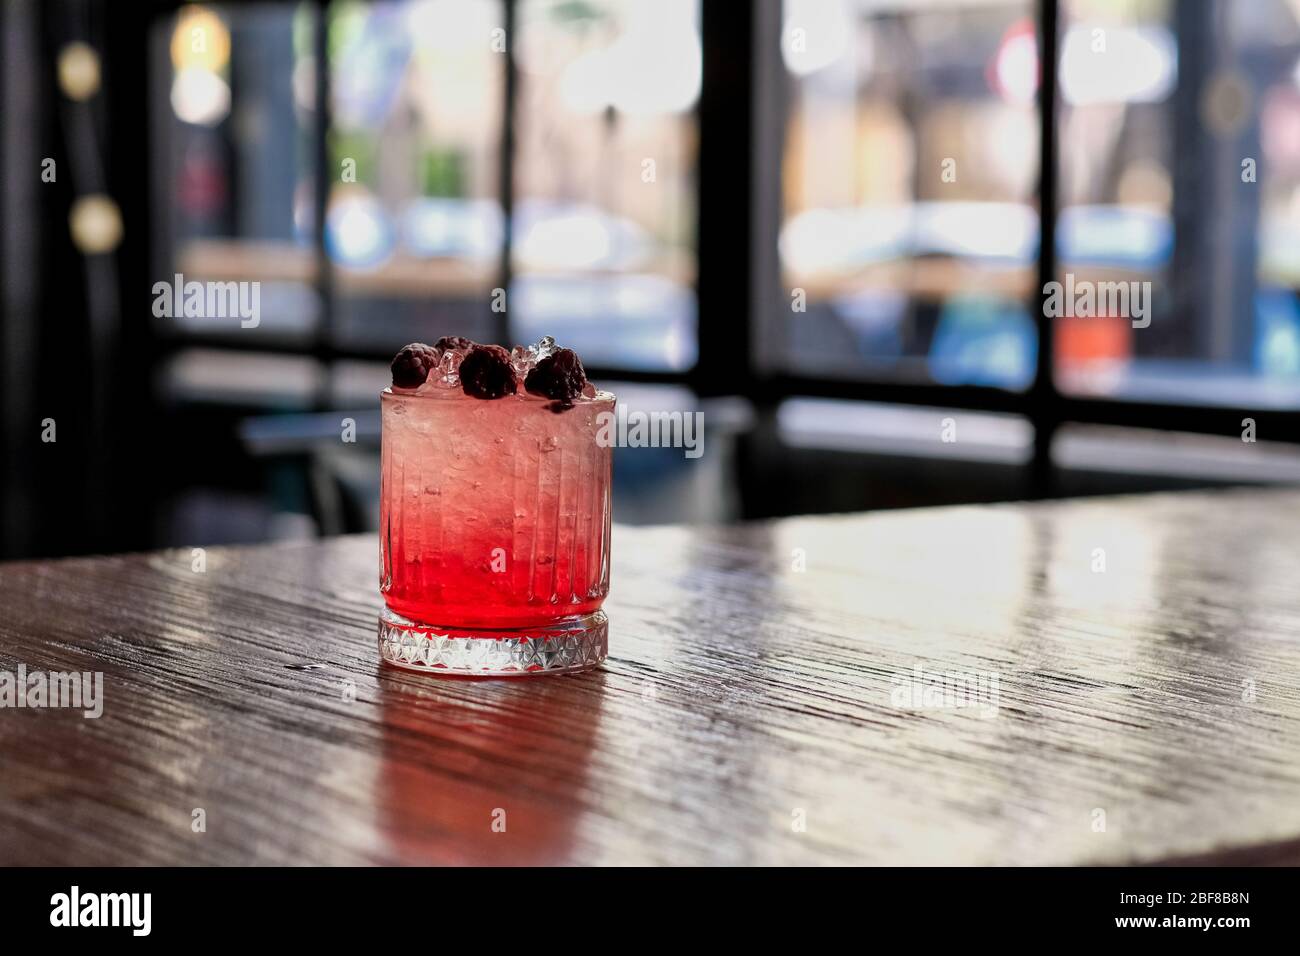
xmin=378 ymin=336 xmax=612 ymax=675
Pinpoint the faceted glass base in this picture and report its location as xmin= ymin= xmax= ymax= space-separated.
xmin=378 ymin=608 xmax=608 ymax=676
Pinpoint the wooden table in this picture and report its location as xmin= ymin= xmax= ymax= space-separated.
xmin=3 ymin=487 xmax=1300 ymax=865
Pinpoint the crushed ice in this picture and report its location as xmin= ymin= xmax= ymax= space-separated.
xmin=417 ymin=348 xmax=463 ymax=390
xmin=509 ymin=335 xmax=557 ymax=379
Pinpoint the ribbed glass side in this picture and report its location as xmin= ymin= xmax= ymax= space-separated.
xmin=380 ymin=389 xmax=613 ymax=630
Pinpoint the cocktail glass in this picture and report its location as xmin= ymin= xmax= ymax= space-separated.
xmin=377 ymin=371 xmax=613 ymax=676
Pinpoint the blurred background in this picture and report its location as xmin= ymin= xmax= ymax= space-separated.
xmin=4 ymin=0 xmax=1300 ymax=560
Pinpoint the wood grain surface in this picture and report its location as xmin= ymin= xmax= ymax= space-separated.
xmin=2 ymin=487 xmax=1300 ymax=865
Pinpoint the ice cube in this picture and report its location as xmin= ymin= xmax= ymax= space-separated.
xmin=509 ymin=345 xmax=534 ymax=378
xmin=509 ymin=336 xmax=559 ymax=379
xmin=423 ymin=348 xmax=463 ymax=389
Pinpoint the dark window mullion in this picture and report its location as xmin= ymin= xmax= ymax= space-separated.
xmin=696 ymin=0 xmax=756 ymax=398
xmin=496 ymin=0 xmax=517 ymax=348
xmin=312 ymin=0 xmax=334 ymax=411
xmin=1031 ymin=0 xmax=1061 ymax=496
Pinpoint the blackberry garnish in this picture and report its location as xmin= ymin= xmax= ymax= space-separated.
xmin=459 ymin=344 xmax=518 ymax=399
xmin=434 ymin=335 xmax=476 ymax=352
xmin=524 ymin=348 xmax=587 ymax=404
xmin=390 ymin=343 xmax=440 ymax=389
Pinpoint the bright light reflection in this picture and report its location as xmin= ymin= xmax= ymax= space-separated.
xmin=559 ymin=0 xmax=701 ymax=115
xmin=1060 ymin=25 xmax=1176 ymax=105
xmin=170 ymin=6 xmax=230 ymax=72
xmin=327 ymin=193 xmax=395 ymax=269
xmin=517 ymin=207 xmax=612 ymax=270
xmin=781 ymin=0 xmax=852 ymax=77
xmin=170 ymin=68 xmax=231 ymax=126
xmin=992 ymin=19 xmax=1037 ymax=105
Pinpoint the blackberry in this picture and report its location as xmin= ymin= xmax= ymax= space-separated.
xmin=434 ymin=335 xmax=476 ymax=352
xmin=390 ymin=342 xmax=440 ymax=389
xmin=524 ymin=348 xmax=587 ymax=404
xmin=459 ymin=344 xmax=517 ymax=399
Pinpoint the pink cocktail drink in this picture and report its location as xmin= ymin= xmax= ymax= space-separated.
xmin=377 ymin=337 xmax=612 ymax=675
xmin=381 ymin=386 xmax=613 ymax=626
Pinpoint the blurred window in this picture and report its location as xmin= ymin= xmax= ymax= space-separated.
xmin=154 ymin=0 xmax=697 ymax=382
xmin=1057 ymin=0 xmax=1300 ymax=409
xmin=512 ymin=0 xmax=700 ymax=371
xmin=326 ymin=0 xmax=505 ymax=351
xmin=775 ymin=0 xmax=1039 ymax=390
xmin=157 ymin=3 xmax=321 ymax=347
xmin=150 ymin=0 xmax=1300 ymax=416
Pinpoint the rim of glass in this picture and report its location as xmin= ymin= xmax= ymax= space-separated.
xmin=382 ymin=385 xmax=616 ymax=404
